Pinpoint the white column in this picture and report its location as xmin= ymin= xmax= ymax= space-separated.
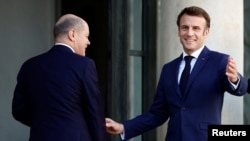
xmin=156 ymin=0 xmax=244 ymax=140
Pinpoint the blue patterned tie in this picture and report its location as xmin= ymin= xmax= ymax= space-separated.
xmin=180 ymin=56 xmax=193 ymax=94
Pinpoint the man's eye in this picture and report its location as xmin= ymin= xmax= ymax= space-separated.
xmin=181 ymin=27 xmax=188 ymax=30
xmin=193 ymin=27 xmax=200 ymax=31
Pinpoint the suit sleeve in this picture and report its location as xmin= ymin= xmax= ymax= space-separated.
xmin=12 ymin=63 xmax=32 ymax=126
xmin=82 ymin=59 xmax=106 ymax=141
xmin=227 ymin=73 xmax=248 ymax=95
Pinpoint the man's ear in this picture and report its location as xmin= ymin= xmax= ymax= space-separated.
xmin=204 ymin=28 xmax=210 ymax=38
xmin=68 ymin=29 xmax=76 ymax=41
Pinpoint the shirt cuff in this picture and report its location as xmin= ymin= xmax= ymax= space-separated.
xmin=120 ymin=130 xmax=125 ymax=140
xmin=228 ymin=75 xmax=240 ymax=89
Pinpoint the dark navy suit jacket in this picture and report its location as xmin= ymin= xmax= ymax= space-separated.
xmin=122 ymin=47 xmax=248 ymax=141
xmin=12 ymin=45 xmax=106 ymax=141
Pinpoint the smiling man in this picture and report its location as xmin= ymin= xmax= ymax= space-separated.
xmin=105 ymin=6 xmax=248 ymax=141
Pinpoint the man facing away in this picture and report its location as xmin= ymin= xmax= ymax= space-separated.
xmin=105 ymin=6 xmax=248 ymax=141
xmin=12 ymin=14 xmax=107 ymax=141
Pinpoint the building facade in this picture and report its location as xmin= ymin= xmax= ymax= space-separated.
xmin=0 ymin=0 xmax=249 ymax=141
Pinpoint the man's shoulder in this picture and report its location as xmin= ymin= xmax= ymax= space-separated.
xmin=162 ymin=56 xmax=181 ymax=69
xmin=22 ymin=52 xmax=47 ymax=65
xmin=201 ymin=47 xmax=229 ymax=61
xmin=207 ymin=50 xmax=229 ymax=60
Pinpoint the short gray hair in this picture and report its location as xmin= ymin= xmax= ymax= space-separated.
xmin=53 ymin=16 xmax=84 ymax=38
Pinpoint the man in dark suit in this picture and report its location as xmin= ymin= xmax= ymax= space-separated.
xmin=12 ymin=14 xmax=106 ymax=141
xmin=105 ymin=6 xmax=248 ymax=141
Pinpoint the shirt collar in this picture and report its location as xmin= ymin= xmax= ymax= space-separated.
xmin=182 ymin=45 xmax=204 ymax=59
xmin=55 ymin=43 xmax=75 ymax=53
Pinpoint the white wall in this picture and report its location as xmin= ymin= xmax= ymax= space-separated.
xmin=0 ymin=0 xmax=55 ymax=140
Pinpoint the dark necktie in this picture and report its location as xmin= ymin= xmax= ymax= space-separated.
xmin=180 ymin=56 xmax=193 ymax=94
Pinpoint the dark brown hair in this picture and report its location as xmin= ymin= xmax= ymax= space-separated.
xmin=177 ymin=6 xmax=210 ymax=28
